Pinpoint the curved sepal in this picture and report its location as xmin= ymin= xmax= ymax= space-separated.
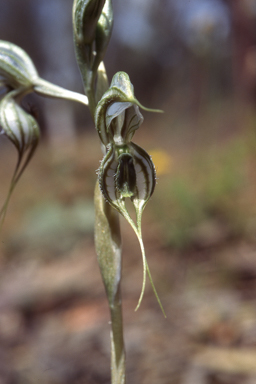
xmin=0 ymin=40 xmax=38 ymax=90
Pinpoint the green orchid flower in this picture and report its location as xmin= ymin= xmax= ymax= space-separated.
xmin=96 ymin=72 xmax=165 ymax=314
xmin=0 ymin=40 xmax=89 ymax=229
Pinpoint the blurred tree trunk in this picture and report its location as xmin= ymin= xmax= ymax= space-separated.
xmin=224 ymin=0 xmax=256 ymax=107
xmin=36 ymin=1 xmax=79 ymax=144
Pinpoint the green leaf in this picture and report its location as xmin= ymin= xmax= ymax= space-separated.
xmin=94 ymin=180 xmax=122 ymax=302
xmin=94 ymin=181 xmax=126 ymax=382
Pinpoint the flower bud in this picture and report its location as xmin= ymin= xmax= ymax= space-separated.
xmin=93 ymin=0 xmax=113 ymax=71
xmin=73 ymin=0 xmax=105 ymax=45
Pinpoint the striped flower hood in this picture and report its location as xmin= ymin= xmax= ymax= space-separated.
xmin=95 ymin=72 xmax=157 ymax=223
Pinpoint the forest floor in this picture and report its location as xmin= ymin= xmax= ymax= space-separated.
xmin=1 ymin=121 xmax=256 ymax=384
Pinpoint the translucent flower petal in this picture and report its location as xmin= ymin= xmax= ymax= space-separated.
xmin=95 ymin=72 xmax=160 ymax=146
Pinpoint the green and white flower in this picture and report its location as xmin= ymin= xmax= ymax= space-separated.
xmin=0 ymin=40 xmax=89 ymax=229
xmin=96 ymin=71 xmax=165 ymax=314
xmin=0 ymin=40 xmax=88 ymax=105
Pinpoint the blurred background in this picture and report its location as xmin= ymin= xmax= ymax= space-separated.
xmin=1 ymin=0 xmax=256 ymax=383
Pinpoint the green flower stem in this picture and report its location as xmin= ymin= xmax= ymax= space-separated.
xmin=93 ymin=64 xmax=126 ymax=383
xmin=73 ymin=4 xmax=126 ymax=376
xmin=110 ymin=294 xmax=125 ymax=384
xmin=94 ymin=181 xmax=126 ymax=384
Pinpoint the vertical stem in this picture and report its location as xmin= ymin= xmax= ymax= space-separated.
xmin=110 ymin=289 xmax=125 ymax=384
xmin=94 ymin=181 xmax=126 ymax=384
xmin=73 ymin=2 xmax=125 ymax=382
